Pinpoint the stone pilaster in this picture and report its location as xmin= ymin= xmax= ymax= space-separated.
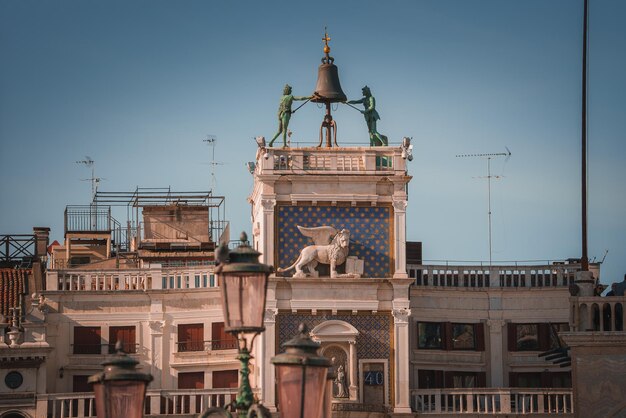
xmin=392 ymin=200 xmax=408 ymax=279
xmin=392 ymin=307 xmax=412 ymax=413
xmin=487 ymin=319 xmax=504 ymax=386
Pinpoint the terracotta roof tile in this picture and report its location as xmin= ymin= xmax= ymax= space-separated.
xmin=0 ymin=268 xmax=28 ymax=317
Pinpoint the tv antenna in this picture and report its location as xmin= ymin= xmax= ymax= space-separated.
xmin=76 ymin=156 xmax=103 ymax=229
xmin=456 ymin=147 xmax=512 ymax=266
xmin=202 ymin=135 xmax=223 ymax=194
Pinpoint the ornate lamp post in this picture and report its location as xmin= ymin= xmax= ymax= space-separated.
xmin=271 ymin=324 xmax=332 ymax=418
xmin=201 ymin=232 xmax=272 ymax=418
xmin=88 ymin=341 xmax=153 ymax=418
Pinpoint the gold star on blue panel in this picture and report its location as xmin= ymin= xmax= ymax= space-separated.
xmin=276 ymin=205 xmax=391 ymax=277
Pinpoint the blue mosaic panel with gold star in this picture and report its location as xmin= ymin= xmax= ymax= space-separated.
xmin=276 ymin=205 xmax=392 ymax=278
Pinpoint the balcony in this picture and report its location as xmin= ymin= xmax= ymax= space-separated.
xmin=256 ymin=146 xmax=408 ymax=176
xmin=46 ymin=265 xmax=217 ymax=292
xmin=409 ymin=263 xmax=582 ymax=289
xmin=38 ymin=388 xmax=238 ymax=418
xmin=411 ymin=388 xmax=574 ymax=415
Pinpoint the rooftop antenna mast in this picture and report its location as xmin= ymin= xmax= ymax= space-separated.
xmin=456 ymin=148 xmax=512 ymax=266
xmin=76 ymin=156 xmax=100 ymax=229
xmin=203 ymin=135 xmax=223 ymax=194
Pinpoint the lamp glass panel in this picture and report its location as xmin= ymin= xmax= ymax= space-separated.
xmin=105 ymin=380 xmax=148 ymax=418
xmin=221 ymin=272 xmax=266 ymax=330
xmin=276 ymin=364 xmax=327 ymax=418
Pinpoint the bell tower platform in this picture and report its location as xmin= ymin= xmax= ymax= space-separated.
xmin=249 ymin=145 xmax=414 ymax=415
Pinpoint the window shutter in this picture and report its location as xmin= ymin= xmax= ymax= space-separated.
xmin=475 ymin=323 xmax=485 ymax=351
xmin=444 ymin=322 xmax=452 ymax=351
xmin=539 ymin=323 xmax=551 ymax=351
xmin=507 ymin=323 xmax=517 ymax=352
xmin=477 ymin=372 xmax=487 ymax=387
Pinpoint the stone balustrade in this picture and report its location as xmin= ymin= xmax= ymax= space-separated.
xmin=257 ymin=146 xmax=407 ymax=175
xmin=411 ymin=388 xmax=573 ymax=415
xmin=409 ymin=264 xmax=580 ymax=289
xmin=571 ymin=296 xmax=626 ymax=332
xmin=46 ymin=265 xmax=216 ymax=292
xmin=38 ymin=388 xmax=238 ymax=418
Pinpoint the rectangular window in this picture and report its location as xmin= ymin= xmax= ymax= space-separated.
xmin=417 ymin=322 xmax=484 ymax=351
xmin=210 ymin=274 xmax=215 ymax=287
xmin=177 ymin=276 xmax=182 ymax=289
xmin=185 ymin=276 xmax=190 ymax=288
xmin=195 ymin=275 xmax=200 ymax=288
xmin=109 ymin=326 xmax=136 ymax=354
xmin=451 ymin=324 xmax=476 ymax=350
xmin=203 ymin=274 xmax=208 ymax=287
xmin=178 ymin=323 xmax=204 ymax=352
xmin=211 ymin=322 xmax=238 ymax=350
xmin=169 ymin=276 xmax=174 ymax=289
xmin=178 ymin=372 xmax=205 ymax=389
xmin=73 ymin=326 xmax=101 ymax=354
xmin=418 ymin=369 xmax=444 ymax=389
xmin=162 ymin=276 xmax=167 ymax=289
xmin=516 ymin=324 xmax=539 ymax=351
xmin=72 ymin=375 xmax=92 ymax=392
xmin=212 ymin=370 xmax=239 ymax=388
xmin=508 ymin=323 xmax=557 ymax=352
xmin=418 ymin=322 xmax=444 ymax=349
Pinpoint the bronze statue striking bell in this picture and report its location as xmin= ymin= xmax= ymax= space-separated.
xmin=311 ymin=61 xmax=347 ymax=103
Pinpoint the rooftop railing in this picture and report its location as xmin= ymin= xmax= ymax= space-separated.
xmin=409 ymin=263 xmax=580 ymax=289
xmin=0 ymin=234 xmax=36 ymax=265
xmin=46 ymin=265 xmax=216 ymax=292
xmin=256 ymin=146 xmax=408 ymax=175
xmin=411 ymin=388 xmax=573 ymax=415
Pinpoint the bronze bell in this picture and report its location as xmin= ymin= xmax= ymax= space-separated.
xmin=311 ymin=60 xmax=347 ymax=103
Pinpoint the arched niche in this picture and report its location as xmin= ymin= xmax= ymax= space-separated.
xmin=311 ymin=320 xmax=359 ymax=401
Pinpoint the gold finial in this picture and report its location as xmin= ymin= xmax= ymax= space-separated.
xmin=322 ymin=27 xmax=331 ymax=55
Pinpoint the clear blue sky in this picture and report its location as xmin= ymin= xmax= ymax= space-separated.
xmin=1 ymin=0 xmax=624 ymax=284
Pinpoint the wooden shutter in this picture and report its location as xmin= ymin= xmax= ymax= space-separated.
xmin=539 ymin=323 xmax=551 ymax=351
xmin=477 ymin=372 xmax=487 ymax=387
xmin=212 ymin=370 xmax=239 ymax=388
xmin=74 ymin=326 xmax=101 ymax=354
xmin=212 ymin=322 xmax=237 ymax=350
xmin=474 ymin=323 xmax=485 ymax=351
xmin=73 ymin=375 xmax=92 ymax=392
xmin=110 ymin=326 xmax=136 ymax=353
xmin=443 ymin=322 xmax=452 ymax=351
xmin=178 ymin=323 xmax=204 ymax=351
xmin=507 ymin=323 xmax=517 ymax=352
xmin=178 ymin=372 xmax=205 ymax=389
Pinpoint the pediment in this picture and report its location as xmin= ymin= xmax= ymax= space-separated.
xmin=310 ymin=320 xmax=359 ymax=343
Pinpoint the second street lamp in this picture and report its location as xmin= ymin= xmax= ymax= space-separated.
xmin=271 ymin=324 xmax=332 ymax=418
xmin=202 ymin=232 xmax=272 ymax=418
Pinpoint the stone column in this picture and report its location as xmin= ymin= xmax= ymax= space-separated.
xmin=260 ymin=199 xmax=276 ymax=266
xmin=392 ymin=308 xmax=412 ymax=413
xmin=392 ymin=200 xmax=408 ymax=279
xmin=487 ymin=319 xmax=504 ymax=387
xmin=261 ymin=306 xmax=278 ymax=412
xmin=348 ymin=340 xmax=358 ymax=400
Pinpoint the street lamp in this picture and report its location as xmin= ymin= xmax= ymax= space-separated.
xmin=202 ymin=232 xmax=272 ymax=418
xmin=271 ymin=324 xmax=332 ymax=418
xmin=88 ymin=341 xmax=153 ymax=418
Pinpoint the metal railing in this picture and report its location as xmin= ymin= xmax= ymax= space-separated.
xmin=409 ymin=263 xmax=580 ymax=289
xmin=65 ymin=205 xmax=112 ymax=233
xmin=411 ymin=388 xmax=573 ymax=415
xmin=0 ymin=234 xmax=36 ymax=264
xmin=39 ymin=388 xmax=238 ymax=418
xmin=176 ymin=339 xmax=238 ymax=352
